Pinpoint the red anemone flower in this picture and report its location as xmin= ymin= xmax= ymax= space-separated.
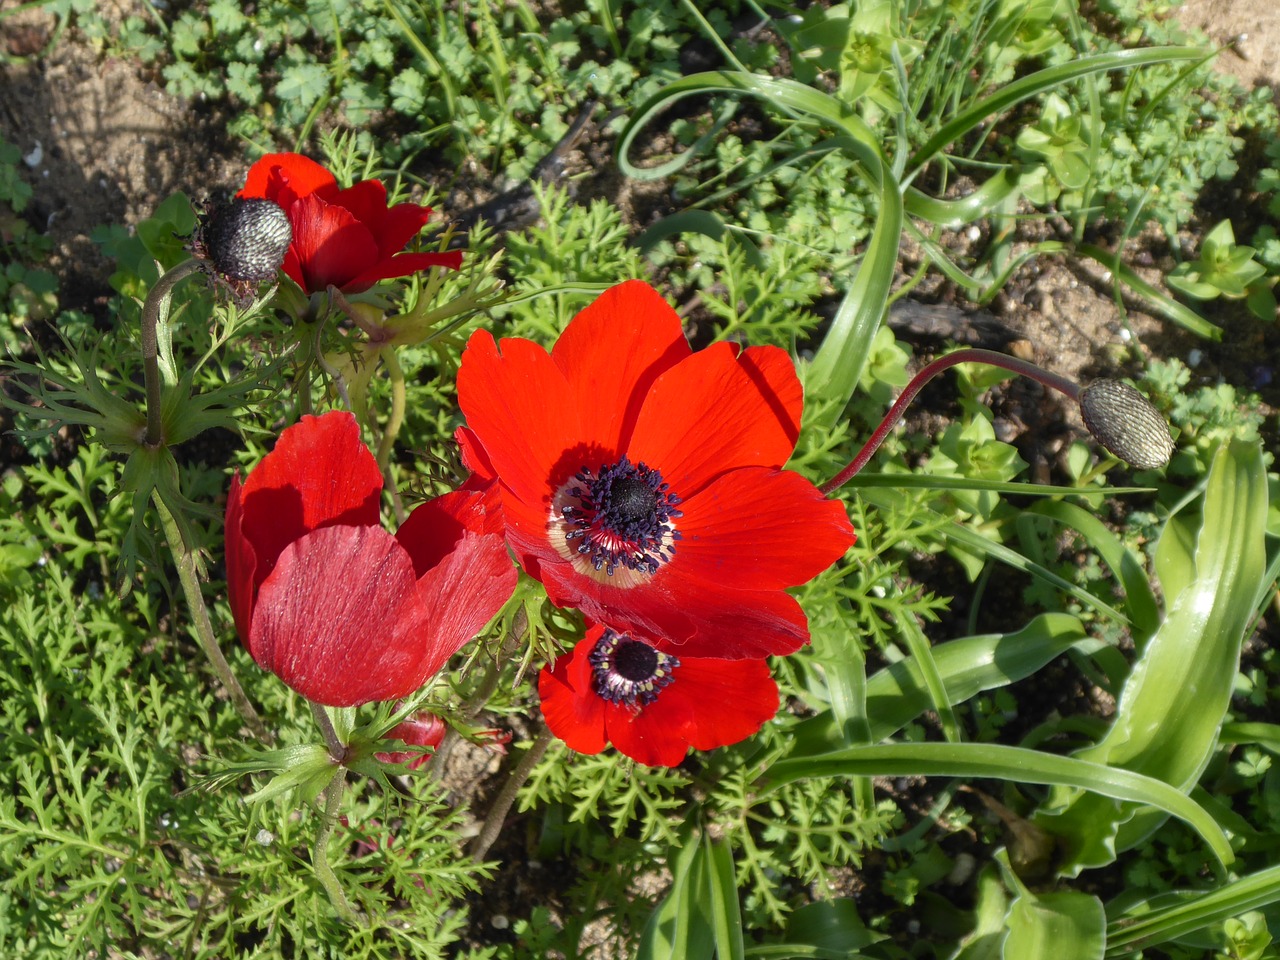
xmin=225 ymin=411 xmax=516 ymax=707
xmin=456 ymin=279 xmax=855 ymax=660
xmin=538 ymin=623 xmax=779 ymax=767
xmin=237 ymin=152 xmax=462 ymax=294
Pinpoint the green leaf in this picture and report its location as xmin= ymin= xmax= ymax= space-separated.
xmin=1106 ymin=864 xmax=1280 ymax=956
xmin=704 ymin=833 xmax=746 ymax=960
xmin=793 ymin=611 xmax=1085 ymax=757
xmin=791 ymin=614 xmax=1091 ymax=755
xmin=637 ymin=831 xmax=715 ymax=960
xmin=1004 ymin=887 xmax=1105 ymax=960
xmin=1018 ymin=501 xmax=1161 ymax=646
xmin=275 ymin=63 xmax=330 ymax=108
xmin=616 ymin=70 xmax=901 ymax=419
xmin=908 ymin=46 xmax=1208 ymax=173
xmin=1037 ymin=439 xmax=1268 ymax=874
xmin=999 ymin=849 xmax=1105 ymax=960
xmin=764 ymin=742 xmax=1233 ymax=870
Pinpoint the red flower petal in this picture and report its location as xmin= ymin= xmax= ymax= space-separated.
xmin=674 ymin=467 xmax=855 ymax=590
xmin=603 ymin=691 xmax=694 ymax=767
xmin=546 ymin=561 xmax=813 ymax=658
xmin=455 ymin=426 xmax=497 ymax=483
xmin=224 ymin=471 xmax=257 ymax=645
xmin=627 ymin=342 xmax=802 ymax=496
xmin=237 ymin=411 xmax=383 ymax=591
xmin=412 ymin=528 xmax=518 ymax=667
xmin=372 ymin=203 xmax=436 ymax=258
xmin=549 ymin=279 xmax=691 ymax=455
xmin=395 ymin=488 xmax=506 ymax=577
xmin=378 ymin=713 xmax=447 ymax=770
xmin=285 ymin=193 xmax=379 ymax=293
xmin=538 ymin=642 xmax=609 ymax=755
xmin=331 ymin=179 xmax=392 ymax=230
xmin=657 ymin=655 xmax=778 ymax=752
xmin=249 ymin=524 xmax=441 ymax=706
xmin=330 ymin=180 xmax=432 ymax=257
xmin=343 ymin=250 xmax=463 ymax=293
xmin=738 ymin=344 xmax=804 ymax=450
xmin=239 ymin=153 xmax=337 ymax=204
xmin=458 ymin=329 xmax=586 ymax=500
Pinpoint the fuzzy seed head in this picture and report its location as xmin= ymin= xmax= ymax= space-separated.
xmin=1078 ymin=379 xmax=1175 ymax=470
xmin=202 ymin=198 xmax=292 ymax=282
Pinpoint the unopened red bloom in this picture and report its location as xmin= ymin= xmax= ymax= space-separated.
xmin=457 ymin=279 xmax=855 ymax=660
xmin=539 ymin=624 xmax=779 ymax=767
xmin=225 ymin=411 xmax=516 ymax=707
xmin=376 ymin=713 xmax=447 ymax=771
xmin=238 ymin=152 xmax=462 ymax=294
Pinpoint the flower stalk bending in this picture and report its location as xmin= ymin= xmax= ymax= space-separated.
xmin=820 ymin=348 xmax=1174 ymax=495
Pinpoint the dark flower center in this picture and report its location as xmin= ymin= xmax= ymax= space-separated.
xmin=588 ymin=629 xmax=680 ymax=709
xmin=561 ymin=456 xmax=683 ymax=576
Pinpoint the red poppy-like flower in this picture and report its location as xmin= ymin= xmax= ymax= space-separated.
xmin=237 ymin=152 xmax=462 ymax=294
xmin=225 ymin=411 xmax=516 ymax=707
xmin=456 ymin=279 xmax=855 ymax=660
xmin=538 ymin=623 xmax=779 ymax=767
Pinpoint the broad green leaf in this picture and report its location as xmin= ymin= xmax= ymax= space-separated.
xmin=637 ymin=833 xmax=713 ymax=960
xmin=763 ymin=742 xmax=1232 ymax=869
xmin=1106 ymin=864 xmax=1280 ymax=956
xmin=1000 ymin=849 xmax=1105 ymax=960
xmin=636 ymin=829 xmax=745 ymax=960
xmin=703 ymin=833 xmax=746 ymax=960
xmin=770 ymin=899 xmax=879 ymax=958
xmin=1036 ymin=440 xmax=1267 ymax=875
xmin=1005 ymin=892 xmax=1105 ymax=959
xmin=790 ymin=613 xmax=1092 ymax=754
xmin=275 ymin=63 xmax=329 ymax=108
xmin=952 ymin=866 xmax=1011 ymax=960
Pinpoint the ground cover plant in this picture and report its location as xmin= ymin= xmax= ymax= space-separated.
xmin=1 ymin=0 xmax=1279 ymax=957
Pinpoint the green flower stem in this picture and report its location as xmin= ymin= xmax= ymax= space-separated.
xmin=152 ymin=491 xmax=272 ymax=745
xmin=820 ymin=348 xmax=1081 ymax=495
xmin=313 ymin=768 xmax=359 ymax=924
xmin=310 ymin=701 xmax=348 ymax=762
xmin=429 ymin=608 xmax=529 ymax=777
xmin=377 ymin=347 xmax=409 ymax=525
xmin=140 ymin=258 xmax=210 ymax=446
xmin=469 ymin=724 xmax=554 ymax=862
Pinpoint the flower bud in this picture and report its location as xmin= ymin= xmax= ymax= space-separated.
xmin=200 ymin=198 xmax=292 ymax=282
xmin=1078 ymin=379 xmax=1175 ymax=469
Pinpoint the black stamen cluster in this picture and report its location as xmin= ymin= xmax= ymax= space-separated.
xmin=588 ymin=630 xmax=679 ymax=707
xmin=562 ymin=456 xmax=683 ymax=575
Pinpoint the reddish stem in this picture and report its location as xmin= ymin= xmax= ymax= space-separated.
xmin=820 ymin=348 xmax=1081 ymax=496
